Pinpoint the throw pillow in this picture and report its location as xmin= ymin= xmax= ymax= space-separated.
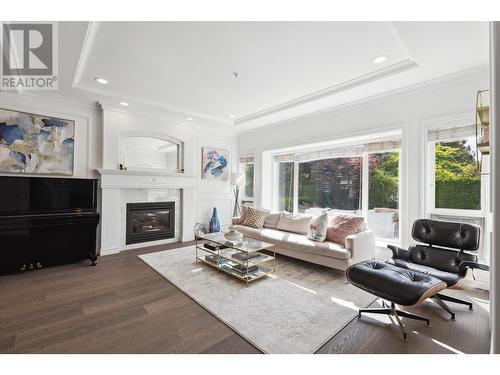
xmin=241 ymin=206 xmax=267 ymax=229
xmin=276 ymin=213 xmax=313 ymax=234
xmin=238 ymin=204 xmax=249 ymax=224
xmin=326 ymin=213 xmax=365 ymax=246
xmin=306 ymin=213 xmax=328 ymax=242
xmin=263 ymin=212 xmax=282 ymax=229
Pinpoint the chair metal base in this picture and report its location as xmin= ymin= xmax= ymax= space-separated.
xmin=358 ymin=301 xmax=430 ymax=341
xmin=431 ymin=293 xmax=473 ymax=320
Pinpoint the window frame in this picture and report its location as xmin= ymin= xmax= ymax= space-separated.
xmin=422 ymin=114 xmax=489 ymax=264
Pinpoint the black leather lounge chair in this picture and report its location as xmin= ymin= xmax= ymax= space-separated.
xmin=346 ymin=219 xmax=489 ymax=340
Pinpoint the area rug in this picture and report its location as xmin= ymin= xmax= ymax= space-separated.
xmin=139 ymin=246 xmax=375 ymax=353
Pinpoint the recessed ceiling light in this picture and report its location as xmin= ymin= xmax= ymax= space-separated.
xmin=119 ymin=102 xmax=129 ymax=106
xmin=186 ymin=117 xmax=193 ymax=121
xmin=229 ymin=114 xmax=235 ymax=119
xmin=373 ymin=56 xmax=387 ymax=64
xmin=95 ymin=77 xmax=108 ymax=85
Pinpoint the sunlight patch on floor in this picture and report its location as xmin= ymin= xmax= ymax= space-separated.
xmin=470 ymin=296 xmax=490 ymax=313
xmin=431 ymin=338 xmax=465 ymax=354
xmin=412 ymin=330 xmax=465 ymax=354
xmin=282 ymin=280 xmax=318 ymax=295
xmin=330 ymin=296 xmax=359 ymax=311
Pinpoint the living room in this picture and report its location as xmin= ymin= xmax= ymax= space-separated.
xmin=1 ymin=1 xmax=500 ymax=373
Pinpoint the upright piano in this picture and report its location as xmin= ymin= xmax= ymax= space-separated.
xmin=0 ymin=176 xmax=100 ymax=274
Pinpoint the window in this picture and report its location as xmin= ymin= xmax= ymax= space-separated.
xmin=243 ymin=163 xmax=254 ymax=200
xmin=434 ymin=139 xmax=480 ymax=210
xmin=239 ymin=156 xmax=255 ymax=205
xmin=427 ymin=125 xmax=482 ymax=212
xmin=277 ymin=161 xmax=294 ymax=212
xmin=426 ymin=123 xmax=488 ymax=261
xmin=298 ymin=157 xmax=362 ymax=212
xmin=272 ymin=135 xmax=401 ymax=242
xmin=368 ymin=152 xmax=400 ymax=241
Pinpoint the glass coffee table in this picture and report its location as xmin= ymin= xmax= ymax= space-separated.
xmin=195 ymin=231 xmax=276 ymax=286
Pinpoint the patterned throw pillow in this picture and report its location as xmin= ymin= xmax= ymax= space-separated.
xmin=306 ymin=213 xmax=328 ymax=242
xmin=326 ymin=213 xmax=365 ymax=246
xmin=241 ymin=206 xmax=267 ymax=229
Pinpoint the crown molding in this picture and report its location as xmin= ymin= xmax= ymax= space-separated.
xmin=98 ymin=100 xmax=236 ymax=134
xmin=0 ymin=90 xmax=99 ymax=113
xmin=235 ymin=59 xmax=418 ymax=125
xmin=78 ymin=83 xmax=232 ymax=125
xmin=72 ymin=21 xmax=100 ymax=89
xmin=238 ymin=65 xmax=489 ymax=136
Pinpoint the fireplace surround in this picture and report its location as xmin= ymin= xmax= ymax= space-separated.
xmin=126 ymin=202 xmax=175 ymax=244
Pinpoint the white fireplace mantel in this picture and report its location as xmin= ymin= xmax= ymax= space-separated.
xmin=98 ymin=169 xmax=196 ymax=189
xmin=97 ymin=169 xmax=197 ymax=255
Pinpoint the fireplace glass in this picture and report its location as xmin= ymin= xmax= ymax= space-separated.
xmin=126 ymin=202 xmax=175 ymax=244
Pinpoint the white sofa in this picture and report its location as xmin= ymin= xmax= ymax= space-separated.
xmin=231 ymin=213 xmax=375 ymax=271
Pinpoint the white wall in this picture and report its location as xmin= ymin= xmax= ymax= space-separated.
xmin=238 ymin=69 xmax=489 ymax=249
xmin=101 ymin=108 xmax=238 ymax=229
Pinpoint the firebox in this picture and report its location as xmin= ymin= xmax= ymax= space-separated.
xmin=126 ymin=202 xmax=175 ymax=245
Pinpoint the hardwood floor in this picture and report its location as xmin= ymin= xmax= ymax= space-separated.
xmin=0 ymin=242 xmax=491 ymax=354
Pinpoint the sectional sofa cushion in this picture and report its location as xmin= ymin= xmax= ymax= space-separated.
xmin=306 ymin=213 xmax=328 ymax=242
xmin=233 ymin=225 xmax=350 ymax=260
xmin=263 ymin=212 xmax=282 ymax=229
xmin=326 ymin=213 xmax=365 ymax=246
xmin=276 ymin=213 xmax=313 ymax=234
xmin=241 ymin=206 xmax=267 ymax=229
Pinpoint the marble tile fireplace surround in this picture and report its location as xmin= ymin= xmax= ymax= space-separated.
xmin=98 ymin=169 xmax=196 ymax=255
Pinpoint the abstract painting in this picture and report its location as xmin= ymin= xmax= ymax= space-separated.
xmin=201 ymin=147 xmax=229 ymax=180
xmin=0 ymin=108 xmax=74 ymax=175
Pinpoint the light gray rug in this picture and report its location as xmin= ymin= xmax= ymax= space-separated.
xmin=139 ymin=246 xmax=375 ymax=353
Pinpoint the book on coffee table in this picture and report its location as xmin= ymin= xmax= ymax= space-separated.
xmin=231 ymin=252 xmax=262 ymax=261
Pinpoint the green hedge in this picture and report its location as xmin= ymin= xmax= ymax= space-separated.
xmin=435 ymin=179 xmax=481 ymax=210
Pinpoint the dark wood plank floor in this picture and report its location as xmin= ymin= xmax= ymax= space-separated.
xmin=0 ymin=242 xmax=491 ymax=354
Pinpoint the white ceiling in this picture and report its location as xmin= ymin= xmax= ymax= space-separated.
xmin=54 ymin=21 xmax=489 ymax=131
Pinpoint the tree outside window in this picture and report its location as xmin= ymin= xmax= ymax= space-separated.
xmin=243 ymin=163 xmax=254 ymax=200
xmin=434 ymin=139 xmax=480 ymax=210
xmin=298 ymin=157 xmax=362 ymax=212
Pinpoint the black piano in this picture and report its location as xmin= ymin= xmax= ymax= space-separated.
xmin=0 ymin=176 xmax=100 ymax=274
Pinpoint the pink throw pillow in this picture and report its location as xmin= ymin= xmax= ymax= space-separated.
xmin=238 ymin=204 xmax=249 ymax=224
xmin=326 ymin=213 xmax=365 ymax=246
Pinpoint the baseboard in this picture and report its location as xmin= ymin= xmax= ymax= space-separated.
xmin=100 ymin=237 xmax=182 ymax=256
xmin=100 ymin=247 xmax=120 ymax=256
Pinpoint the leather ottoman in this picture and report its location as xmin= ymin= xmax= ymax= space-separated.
xmin=346 ymin=259 xmax=447 ymax=340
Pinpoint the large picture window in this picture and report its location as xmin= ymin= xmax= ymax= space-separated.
xmin=298 ymin=157 xmax=362 ymax=212
xmin=272 ymin=136 xmax=401 ymax=242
